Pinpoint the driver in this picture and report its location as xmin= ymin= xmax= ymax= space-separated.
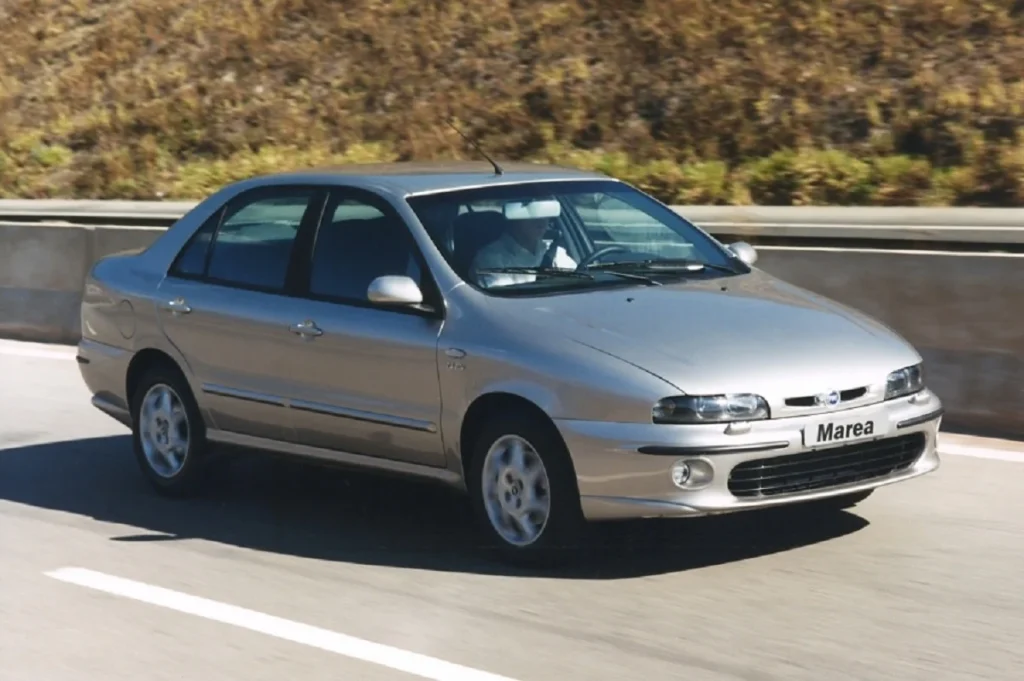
xmin=470 ymin=201 xmax=576 ymax=288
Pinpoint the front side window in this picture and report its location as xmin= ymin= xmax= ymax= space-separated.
xmin=308 ymin=196 xmax=425 ymax=304
xmin=202 ymin=190 xmax=316 ymax=291
xmin=407 ymin=180 xmax=741 ymax=296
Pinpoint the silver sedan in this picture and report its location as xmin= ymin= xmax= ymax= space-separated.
xmin=76 ymin=161 xmax=944 ymax=564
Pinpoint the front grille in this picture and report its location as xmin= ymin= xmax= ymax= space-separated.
xmin=728 ymin=433 xmax=926 ymax=498
xmin=785 ymin=386 xmax=868 ymax=408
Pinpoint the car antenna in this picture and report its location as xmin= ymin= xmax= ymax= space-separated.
xmin=445 ymin=118 xmax=504 ymax=176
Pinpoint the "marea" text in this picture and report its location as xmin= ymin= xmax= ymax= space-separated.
xmin=817 ymin=420 xmax=874 ymax=442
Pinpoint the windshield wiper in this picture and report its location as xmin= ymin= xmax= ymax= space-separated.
xmin=476 ymin=267 xmax=595 ymax=279
xmin=477 ymin=266 xmax=662 ymax=286
xmin=593 ymin=270 xmax=662 ymax=285
xmin=586 ymin=258 xmax=738 ymax=275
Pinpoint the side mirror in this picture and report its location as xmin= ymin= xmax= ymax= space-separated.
xmin=727 ymin=241 xmax=758 ymax=266
xmin=367 ymin=275 xmax=424 ymax=306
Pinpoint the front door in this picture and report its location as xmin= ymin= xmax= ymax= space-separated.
xmin=156 ymin=185 xmax=325 ymax=442
xmin=281 ymin=189 xmax=447 ymax=468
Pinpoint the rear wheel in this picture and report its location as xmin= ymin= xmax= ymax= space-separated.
xmin=130 ymin=364 xmax=211 ymax=497
xmin=467 ymin=411 xmax=585 ymax=566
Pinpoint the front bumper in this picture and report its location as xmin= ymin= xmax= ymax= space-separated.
xmin=555 ymin=389 xmax=943 ymax=521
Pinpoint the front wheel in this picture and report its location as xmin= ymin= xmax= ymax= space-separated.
xmin=468 ymin=411 xmax=585 ymax=566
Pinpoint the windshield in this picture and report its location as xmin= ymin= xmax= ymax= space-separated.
xmin=407 ymin=179 xmax=745 ymax=296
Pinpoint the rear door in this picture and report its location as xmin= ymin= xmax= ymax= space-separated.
xmin=155 ymin=185 xmax=326 ymax=442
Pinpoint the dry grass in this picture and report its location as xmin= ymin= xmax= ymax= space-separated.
xmin=0 ymin=0 xmax=1022 ymax=204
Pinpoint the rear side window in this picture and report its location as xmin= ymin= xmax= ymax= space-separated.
xmin=206 ymin=193 xmax=315 ymax=290
xmin=169 ymin=189 xmax=318 ymax=291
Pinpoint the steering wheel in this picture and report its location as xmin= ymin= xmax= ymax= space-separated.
xmin=576 ymin=244 xmax=630 ymax=269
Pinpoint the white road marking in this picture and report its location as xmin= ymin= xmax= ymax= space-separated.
xmin=0 ymin=339 xmax=76 ymax=360
xmin=45 ymin=567 xmax=520 ymax=681
xmin=938 ymin=442 xmax=1024 ymax=463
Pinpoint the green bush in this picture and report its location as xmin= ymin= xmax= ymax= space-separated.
xmin=0 ymin=0 xmax=1021 ymax=204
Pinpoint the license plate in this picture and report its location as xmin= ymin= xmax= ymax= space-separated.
xmin=804 ymin=412 xmax=884 ymax=447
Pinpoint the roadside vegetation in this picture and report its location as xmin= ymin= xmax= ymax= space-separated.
xmin=0 ymin=0 xmax=1021 ymax=205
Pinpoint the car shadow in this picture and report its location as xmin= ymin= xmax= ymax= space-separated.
xmin=0 ymin=435 xmax=869 ymax=579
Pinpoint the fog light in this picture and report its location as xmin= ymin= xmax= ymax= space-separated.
xmin=671 ymin=462 xmax=691 ymax=486
xmin=670 ymin=458 xmax=714 ymax=490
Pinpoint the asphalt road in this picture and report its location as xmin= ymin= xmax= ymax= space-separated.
xmin=2 ymin=339 xmax=1022 ymax=681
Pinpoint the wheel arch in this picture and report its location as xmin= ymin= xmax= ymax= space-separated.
xmin=126 ymin=347 xmax=190 ymax=405
xmin=458 ymin=391 xmax=575 ymax=482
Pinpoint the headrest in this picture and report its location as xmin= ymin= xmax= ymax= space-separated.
xmin=452 ymin=210 xmax=508 ymax=234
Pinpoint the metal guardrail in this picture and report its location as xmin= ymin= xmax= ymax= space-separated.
xmin=678 ymin=206 xmax=1024 ymax=246
xmin=1 ymin=200 xmax=1023 ymax=246
xmin=0 ymin=200 xmax=197 ymax=226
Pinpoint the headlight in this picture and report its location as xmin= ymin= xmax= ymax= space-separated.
xmin=885 ymin=363 xmax=924 ymax=400
xmin=653 ymin=394 xmax=770 ymax=424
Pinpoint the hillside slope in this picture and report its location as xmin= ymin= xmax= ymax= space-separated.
xmin=0 ymin=0 xmax=1022 ymax=204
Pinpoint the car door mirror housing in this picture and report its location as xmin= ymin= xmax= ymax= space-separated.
xmin=727 ymin=241 xmax=758 ymax=266
xmin=367 ymin=275 xmax=425 ymax=306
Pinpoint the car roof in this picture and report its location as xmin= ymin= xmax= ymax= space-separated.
xmin=250 ymin=160 xmax=614 ymax=196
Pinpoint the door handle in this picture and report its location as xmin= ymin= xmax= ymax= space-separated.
xmin=160 ymin=298 xmax=192 ymax=315
xmin=289 ymin=320 xmax=323 ymax=338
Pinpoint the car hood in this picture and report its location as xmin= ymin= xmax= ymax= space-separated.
xmin=500 ymin=271 xmax=921 ymax=397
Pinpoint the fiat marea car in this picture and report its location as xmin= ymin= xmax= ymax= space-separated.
xmin=76 ymin=161 xmax=943 ymax=563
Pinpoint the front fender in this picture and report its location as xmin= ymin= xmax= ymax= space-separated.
xmin=436 ymin=326 xmax=678 ymax=473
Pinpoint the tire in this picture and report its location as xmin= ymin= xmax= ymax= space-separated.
xmin=467 ymin=410 xmax=586 ymax=566
xmin=129 ymin=363 xmax=211 ymax=497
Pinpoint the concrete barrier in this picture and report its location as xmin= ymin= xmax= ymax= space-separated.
xmin=0 ymin=210 xmax=1022 ymax=436
xmin=755 ymin=248 xmax=1023 ymax=437
xmin=0 ymin=222 xmax=161 ymax=344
